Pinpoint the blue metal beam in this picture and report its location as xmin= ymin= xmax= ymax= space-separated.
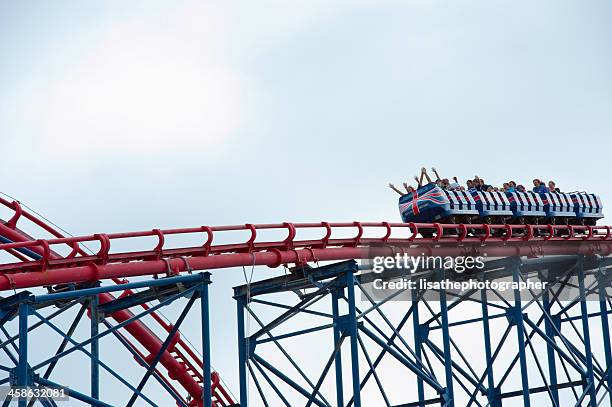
xmin=125 ymin=291 xmax=199 ymax=407
xmin=480 ymin=288 xmax=498 ymax=407
xmin=577 ymin=257 xmax=597 ymax=406
xmin=511 ymin=260 xmax=531 ymax=407
xmin=542 ymin=288 xmax=560 ymax=405
xmin=33 ymin=273 xmax=204 ymax=303
xmin=200 ymin=272 xmax=212 ymax=407
xmin=17 ymin=302 xmax=29 ymax=407
xmin=90 ymin=295 xmax=100 ymax=401
xmin=412 ymin=288 xmax=425 ymax=403
xmin=346 ymin=270 xmax=362 ymax=407
xmin=331 ymin=287 xmax=345 ymax=407
xmin=236 ymin=297 xmax=248 ymax=407
xmin=438 ymin=269 xmax=454 ymax=406
xmin=598 ymin=265 xmax=612 ymax=407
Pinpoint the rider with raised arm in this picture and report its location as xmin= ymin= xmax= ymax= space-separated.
xmin=388 ymin=183 xmax=405 ymax=196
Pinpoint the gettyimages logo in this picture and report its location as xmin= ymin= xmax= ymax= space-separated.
xmin=371 ymin=253 xmax=486 ymax=274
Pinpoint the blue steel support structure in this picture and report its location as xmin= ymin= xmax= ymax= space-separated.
xmin=90 ymin=293 xmax=99 ymax=401
xmin=599 ymin=262 xmax=612 ymax=406
xmin=412 ymin=288 xmax=425 ymax=405
xmin=201 ymin=272 xmax=213 ymax=407
xmin=512 ymin=259 xmax=531 ymax=407
xmin=331 ymin=287 xmax=345 ymax=407
xmin=577 ymin=257 xmax=597 ymax=406
xmin=345 ymin=270 xmax=361 ymax=407
xmin=233 ymin=255 xmax=611 ymax=407
xmin=0 ymin=273 xmax=213 ymax=407
xmin=543 ymin=287 xmax=560 ymax=406
xmin=17 ymin=302 xmax=29 ymax=407
xmin=438 ymin=267 xmax=454 ymax=407
xmin=1 ymin=253 xmax=609 ymax=406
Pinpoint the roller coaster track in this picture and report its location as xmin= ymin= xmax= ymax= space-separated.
xmin=0 ymin=198 xmax=234 ymax=407
xmin=0 ymin=197 xmax=611 ymax=406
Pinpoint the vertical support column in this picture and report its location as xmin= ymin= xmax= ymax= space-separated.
xmin=345 ymin=270 xmax=361 ymax=407
xmin=511 ymin=261 xmax=530 ymax=407
xmin=17 ymin=302 xmax=29 ymax=407
xmin=201 ymin=272 xmax=213 ymax=407
xmin=236 ymin=296 xmax=248 ymax=407
xmin=480 ymin=288 xmax=497 ymax=406
xmin=438 ymin=269 xmax=454 ymax=406
xmin=542 ymin=288 xmax=559 ymax=405
xmin=331 ymin=287 xmax=344 ymax=407
xmin=597 ymin=265 xmax=612 ymax=406
xmin=412 ymin=288 xmax=425 ymax=403
xmin=90 ymin=294 xmax=100 ymax=400
xmin=577 ymin=257 xmax=597 ymax=407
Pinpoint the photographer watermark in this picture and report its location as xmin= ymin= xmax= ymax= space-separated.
xmin=372 ymin=276 xmax=547 ymax=292
xmin=359 ymin=247 xmax=607 ymax=302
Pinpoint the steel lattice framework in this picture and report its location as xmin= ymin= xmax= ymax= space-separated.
xmin=233 ymin=257 xmax=611 ymax=406
xmin=0 ymin=196 xmax=610 ymax=406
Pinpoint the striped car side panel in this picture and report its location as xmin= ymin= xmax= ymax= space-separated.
xmin=542 ymin=192 xmax=574 ymax=213
xmin=445 ymin=190 xmax=477 ymax=211
xmin=571 ymin=193 xmax=603 ymax=215
xmin=476 ymin=192 xmax=511 ymax=211
xmin=509 ymin=192 xmax=543 ymax=212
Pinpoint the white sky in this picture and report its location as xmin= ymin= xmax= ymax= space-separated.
xmin=1 ymin=0 xmax=611 ymax=405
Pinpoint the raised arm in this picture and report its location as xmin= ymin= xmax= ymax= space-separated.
xmin=414 ymin=175 xmax=422 ymax=188
xmin=421 ymin=167 xmax=432 ymax=184
xmin=388 ymin=183 xmax=404 ymax=196
xmin=431 ymin=167 xmax=441 ymax=181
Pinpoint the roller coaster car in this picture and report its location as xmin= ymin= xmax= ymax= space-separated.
xmin=398 ymin=184 xmax=604 ymax=227
xmin=570 ymin=192 xmax=604 ymax=225
xmin=398 ymin=183 xmax=478 ymax=224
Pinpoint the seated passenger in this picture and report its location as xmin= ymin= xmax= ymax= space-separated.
xmin=467 ymin=180 xmax=478 ymax=193
xmin=507 ymin=181 xmax=517 ymax=193
xmin=403 ymin=182 xmax=415 ymax=194
xmin=532 ymin=179 xmax=549 ymax=193
xmin=431 ymin=167 xmax=448 ymax=189
xmin=548 ymin=181 xmax=560 ymax=193
xmin=475 ymin=176 xmax=491 ymax=191
xmin=449 ymin=176 xmax=461 ymax=190
xmin=517 ymin=184 xmax=526 ymax=192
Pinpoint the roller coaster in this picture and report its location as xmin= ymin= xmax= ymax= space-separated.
xmin=0 ymin=195 xmax=610 ymax=406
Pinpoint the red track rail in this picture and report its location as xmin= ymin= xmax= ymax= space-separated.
xmin=0 ymin=199 xmax=610 ymax=406
xmin=0 ymin=211 xmax=610 ymax=291
xmin=0 ymin=198 xmax=233 ymax=407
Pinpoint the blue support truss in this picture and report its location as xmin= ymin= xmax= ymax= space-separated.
xmin=0 ymin=273 xmax=213 ymax=406
xmin=233 ymin=255 xmax=611 ymax=406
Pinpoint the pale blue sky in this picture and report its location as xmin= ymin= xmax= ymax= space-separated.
xmin=1 ymin=1 xmax=611 ymax=405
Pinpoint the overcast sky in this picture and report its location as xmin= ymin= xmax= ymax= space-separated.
xmin=1 ymin=1 xmax=611 ymax=405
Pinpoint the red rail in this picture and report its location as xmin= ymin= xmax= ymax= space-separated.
xmin=0 ymin=214 xmax=610 ymax=290
xmin=1 ymin=198 xmax=611 ymax=406
xmin=0 ymin=198 xmax=233 ymax=407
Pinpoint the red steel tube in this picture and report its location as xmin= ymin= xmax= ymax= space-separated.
xmin=1 ymin=240 xmax=610 ymax=291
